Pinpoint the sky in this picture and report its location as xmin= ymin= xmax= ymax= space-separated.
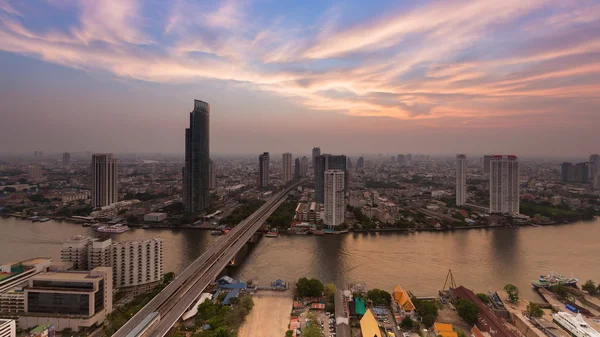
xmin=0 ymin=0 xmax=599 ymax=157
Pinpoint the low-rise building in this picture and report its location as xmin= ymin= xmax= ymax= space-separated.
xmin=20 ymin=267 xmax=113 ymax=331
xmin=144 ymin=212 xmax=167 ymax=222
xmin=550 ymin=196 xmax=562 ymax=205
xmin=359 ymin=309 xmax=382 ymax=337
xmin=434 ymin=323 xmax=458 ymax=337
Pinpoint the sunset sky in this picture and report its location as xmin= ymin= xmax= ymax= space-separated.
xmin=0 ymin=0 xmax=599 ymax=157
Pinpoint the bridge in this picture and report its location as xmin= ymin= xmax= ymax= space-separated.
xmin=113 ymin=181 xmax=301 ymax=337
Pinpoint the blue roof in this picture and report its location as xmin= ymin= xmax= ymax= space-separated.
xmin=223 ymin=289 xmax=240 ymax=305
xmin=219 ymin=282 xmax=247 ymax=289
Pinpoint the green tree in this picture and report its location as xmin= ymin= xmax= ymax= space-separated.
xmin=476 ymin=293 xmax=490 ymax=304
xmin=504 ymin=284 xmax=519 ymax=303
xmin=285 ymin=330 xmax=294 ymax=337
xmin=551 ymin=285 xmax=569 ymax=300
xmin=367 ymin=289 xmax=392 ymax=306
xmin=526 ymin=303 xmax=544 ymax=318
xmin=456 ymin=299 xmax=479 ymax=325
xmin=401 ymin=317 xmax=414 ymax=330
xmin=413 ymin=298 xmax=438 ymax=328
xmin=582 ymin=280 xmax=597 ymax=295
xmin=303 ymin=313 xmax=322 ymax=337
xmin=162 ymin=272 xmax=175 ymax=285
xmin=296 ymin=277 xmax=324 ymax=297
xmin=324 ymin=283 xmax=337 ymax=302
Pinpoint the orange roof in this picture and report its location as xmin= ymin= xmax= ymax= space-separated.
xmin=360 ymin=309 xmax=382 ymax=337
xmin=393 ymin=285 xmax=415 ymax=311
xmin=435 ymin=323 xmax=454 ymax=332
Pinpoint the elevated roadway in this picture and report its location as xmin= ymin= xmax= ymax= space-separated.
xmin=113 ymin=181 xmax=301 ymax=337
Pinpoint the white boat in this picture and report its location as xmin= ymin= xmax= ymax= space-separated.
xmin=95 ymin=224 xmax=129 ymax=234
xmin=552 ymin=312 xmax=600 ymax=337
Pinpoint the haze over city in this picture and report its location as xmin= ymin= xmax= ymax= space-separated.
xmin=1 ymin=0 xmax=599 ymax=156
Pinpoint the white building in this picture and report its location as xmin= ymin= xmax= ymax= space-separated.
xmin=0 ymin=319 xmax=16 ymax=337
xmin=91 ymin=153 xmax=118 ymax=208
xmin=282 ymin=153 xmax=293 ymax=182
xmin=490 ymin=155 xmax=520 ymax=214
xmin=144 ymin=212 xmax=167 ymax=222
xmin=88 ymin=238 xmax=112 ymax=270
xmin=112 ymin=239 xmax=163 ymax=294
xmin=27 ymin=165 xmax=42 ymax=181
xmin=324 ymin=170 xmax=345 ymax=227
xmin=456 ymin=154 xmax=467 ymax=206
xmin=61 ymin=235 xmax=95 ymax=270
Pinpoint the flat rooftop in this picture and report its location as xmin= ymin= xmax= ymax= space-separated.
xmin=32 ymin=271 xmax=101 ymax=282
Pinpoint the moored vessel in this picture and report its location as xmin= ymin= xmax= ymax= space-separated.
xmin=532 ymin=272 xmax=578 ymax=288
xmin=94 ymin=224 xmax=129 ymax=234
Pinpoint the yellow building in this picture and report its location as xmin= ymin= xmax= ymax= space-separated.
xmin=434 ymin=323 xmax=459 ymax=337
xmin=393 ymin=285 xmax=415 ymax=312
xmin=360 ymin=309 xmax=382 ymax=337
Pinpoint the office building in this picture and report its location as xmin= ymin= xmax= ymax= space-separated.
xmin=20 ymin=267 xmax=113 ymax=331
xmin=208 ymin=159 xmax=216 ymax=190
xmin=294 ymin=158 xmax=300 ymax=178
xmin=183 ymin=99 xmax=210 ymax=213
xmin=88 ymin=238 xmax=112 ymax=270
xmin=561 ymin=162 xmax=589 ymax=183
xmin=490 ymin=155 xmax=519 ymax=214
xmin=0 ymin=319 xmax=15 ymax=337
xmin=590 ymin=154 xmax=600 ymax=180
xmin=483 ymin=155 xmax=493 ymax=175
xmin=312 ymin=147 xmax=321 ymax=165
xmin=390 ymin=156 xmax=396 ymax=163
xmin=27 ymin=165 xmax=42 ymax=181
xmin=314 ymin=154 xmax=347 ymax=203
xmin=282 ymin=153 xmax=293 ymax=182
xmin=61 ymin=235 xmax=95 ymax=270
xmin=406 ymin=154 xmax=412 ymax=162
xmin=258 ymin=152 xmax=270 ymax=189
xmin=62 ymin=152 xmax=70 ymax=168
xmin=300 ymin=156 xmax=309 ymax=176
xmin=324 ymin=170 xmax=345 ymax=227
xmin=0 ymin=259 xmax=52 ymax=315
xmin=112 ymin=239 xmax=163 ymax=294
xmin=356 ymin=156 xmax=364 ymax=169
xmin=91 ymin=153 xmax=118 ymax=208
xmin=347 ymin=157 xmax=353 ymax=170
xmin=397 ymin=154 xmax=405 ymax=165
xmin=456 ymin=154 xmax=467 ymax=206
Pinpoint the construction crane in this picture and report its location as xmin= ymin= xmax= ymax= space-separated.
xmin=440 ymin=269 xmax=457 ymax=298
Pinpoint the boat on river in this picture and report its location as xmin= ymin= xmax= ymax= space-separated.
xmin=265 ymin=230 xmax=279 ymax=237
xmin=94 ymin=224 xmax=129 ymax=234
xmin=532 ymin=272 xmax=578 ymax=288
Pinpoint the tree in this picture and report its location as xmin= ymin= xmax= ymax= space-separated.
xmin=476 ymin=293 xmax=490 ymax=304
xmin=413 ymin=298 xmax=438 ymax=328
xmin=161 ymin=272 xmax=175 ymax=285
xmin=401 ymin=317 xmax=414 ymax=330
xmin=296 ymin=277 xmax=324 ymax=297
xmin=456 ymin=299 xmax=479 ymax=325
xmin=551 ymin=285 xmax=569 ymax=300
xmin=126 ymin=215 xmax=140 ymax=224
xmin=324 ymin=283 xmax=337 ymax=302
xmin=504 ymin=284 xmax=519 ymax=303
xmin=367 ymin=289 xmax=392 ymax=306
xmin=582 ymin=280 xmax=597 ymax=295
xmin=285 ymin=331 xmax=294 ymax=337
xmin=526 ymin=303 xmax=544 ymax=318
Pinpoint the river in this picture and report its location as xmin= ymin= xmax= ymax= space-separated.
xmin=1 ymin=216 xmax=599 ymax=300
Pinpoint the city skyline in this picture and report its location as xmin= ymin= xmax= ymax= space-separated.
xmin=0 ymin=1 xmax=599 ymax=156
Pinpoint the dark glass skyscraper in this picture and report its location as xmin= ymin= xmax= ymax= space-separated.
xmin=314 ymin=154 xmax=347 ymax=203
xmin=183 ymin=99 xmax=210 ymax=213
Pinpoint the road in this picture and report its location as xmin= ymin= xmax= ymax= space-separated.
xmin=112 ymin=182 xmax=301 ymax=337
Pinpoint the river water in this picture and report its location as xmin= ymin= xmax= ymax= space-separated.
xmin=1 ymin=217 xmax=599 ymax=300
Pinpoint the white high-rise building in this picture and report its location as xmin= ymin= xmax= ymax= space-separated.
xmin=91 ymin=153 xmax=118 ymax=208
xmin=61 ymin=235 xmax=95 ymax=270
xmin=282 ymin=153 xmax=293 ymax=182
xmin=324 ymin=170 xmax=345 ymax=227
xmin=456 ymin=154 xmax=467 ymax=206
xmin=88 ymin=238 xmax=113 ymax=270
xmin=112 ymin=239 xmax=164 ymax=293
xmin=490 ymin=155 xmax=520 ymax=214
xmin=0 ymin=319 xmax=16 ymax=337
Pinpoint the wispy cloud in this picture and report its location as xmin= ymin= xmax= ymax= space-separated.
xmin=0 ymin=0 xmax=598 ymax=129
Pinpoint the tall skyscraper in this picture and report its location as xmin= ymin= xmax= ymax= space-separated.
xmin=356 ymin=156 xmax=364 ymax=169
xmin=490 ymin=155 xmax=519 ymax=214
xmin=590 ymin=154 xmax=600 ymax=181
xmin=112 ymin=239 xmax=164 ymax=291
xmin=294 ymin=158 xmax=300 ymax=178
xmin=183 ymin=99 xmax=210 ymax=213
xmin=91 ymin=153 xmax=118 ymax=208
xmin=312 ymin=147 xmax=321 ymax=165
xmin=300 ymin=156 xmax=309 ymax=176
xmin=259 ymin=152 xmax=270 ymax=189
xmin=406 ymin=154 xmax=412 ymax=162
xmin=347 ymin=157 xmax=353 ymax=170
xmin=456 ymin=154 xmax=467 ymax=206
xmin=561 ymin=162 xmax=589 ymax=183
xmin=324 ymin=170 xmax=345 ymax=227
xmin=282 ymin=152 xmax=293 ymax=182
xmin=62 ymin=152 xmax=71 ymax=168
xmin=27 ymin=164 xmax=42 ymax=181
xmin=314 ymin=154 xmax=347 ymax=203
xmin=208 ymin=159 xmax=216 ymax=190
xmin=483 ymin=155 xmax=493 ymax=175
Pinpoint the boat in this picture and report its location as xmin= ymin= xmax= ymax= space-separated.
xmin=314 ymin=230 xmax=325 ymax=236
xmin=142 ymin=225 xmax=150 ymax=229
xmin=28 ymin=216 xmax=40 ymax=222
xmin=38 ymin=218 xmax=51 ymax=222
xmin=532 ymin=272 xmax=578 ymax=288
xmin=408 ymin=228 xmax=417 ymax=233
xmin=265 ymin=231 xmax=279 ymax=237
xmin=551 ymin=312 xmax=600 ymax=337
xmin=94 ymin=224 xmax=129 ymax=234
xmin=82 ymin=222 xmax=92 ymax=227
xmin=210 ymin=230 xmax=223 ymax=235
